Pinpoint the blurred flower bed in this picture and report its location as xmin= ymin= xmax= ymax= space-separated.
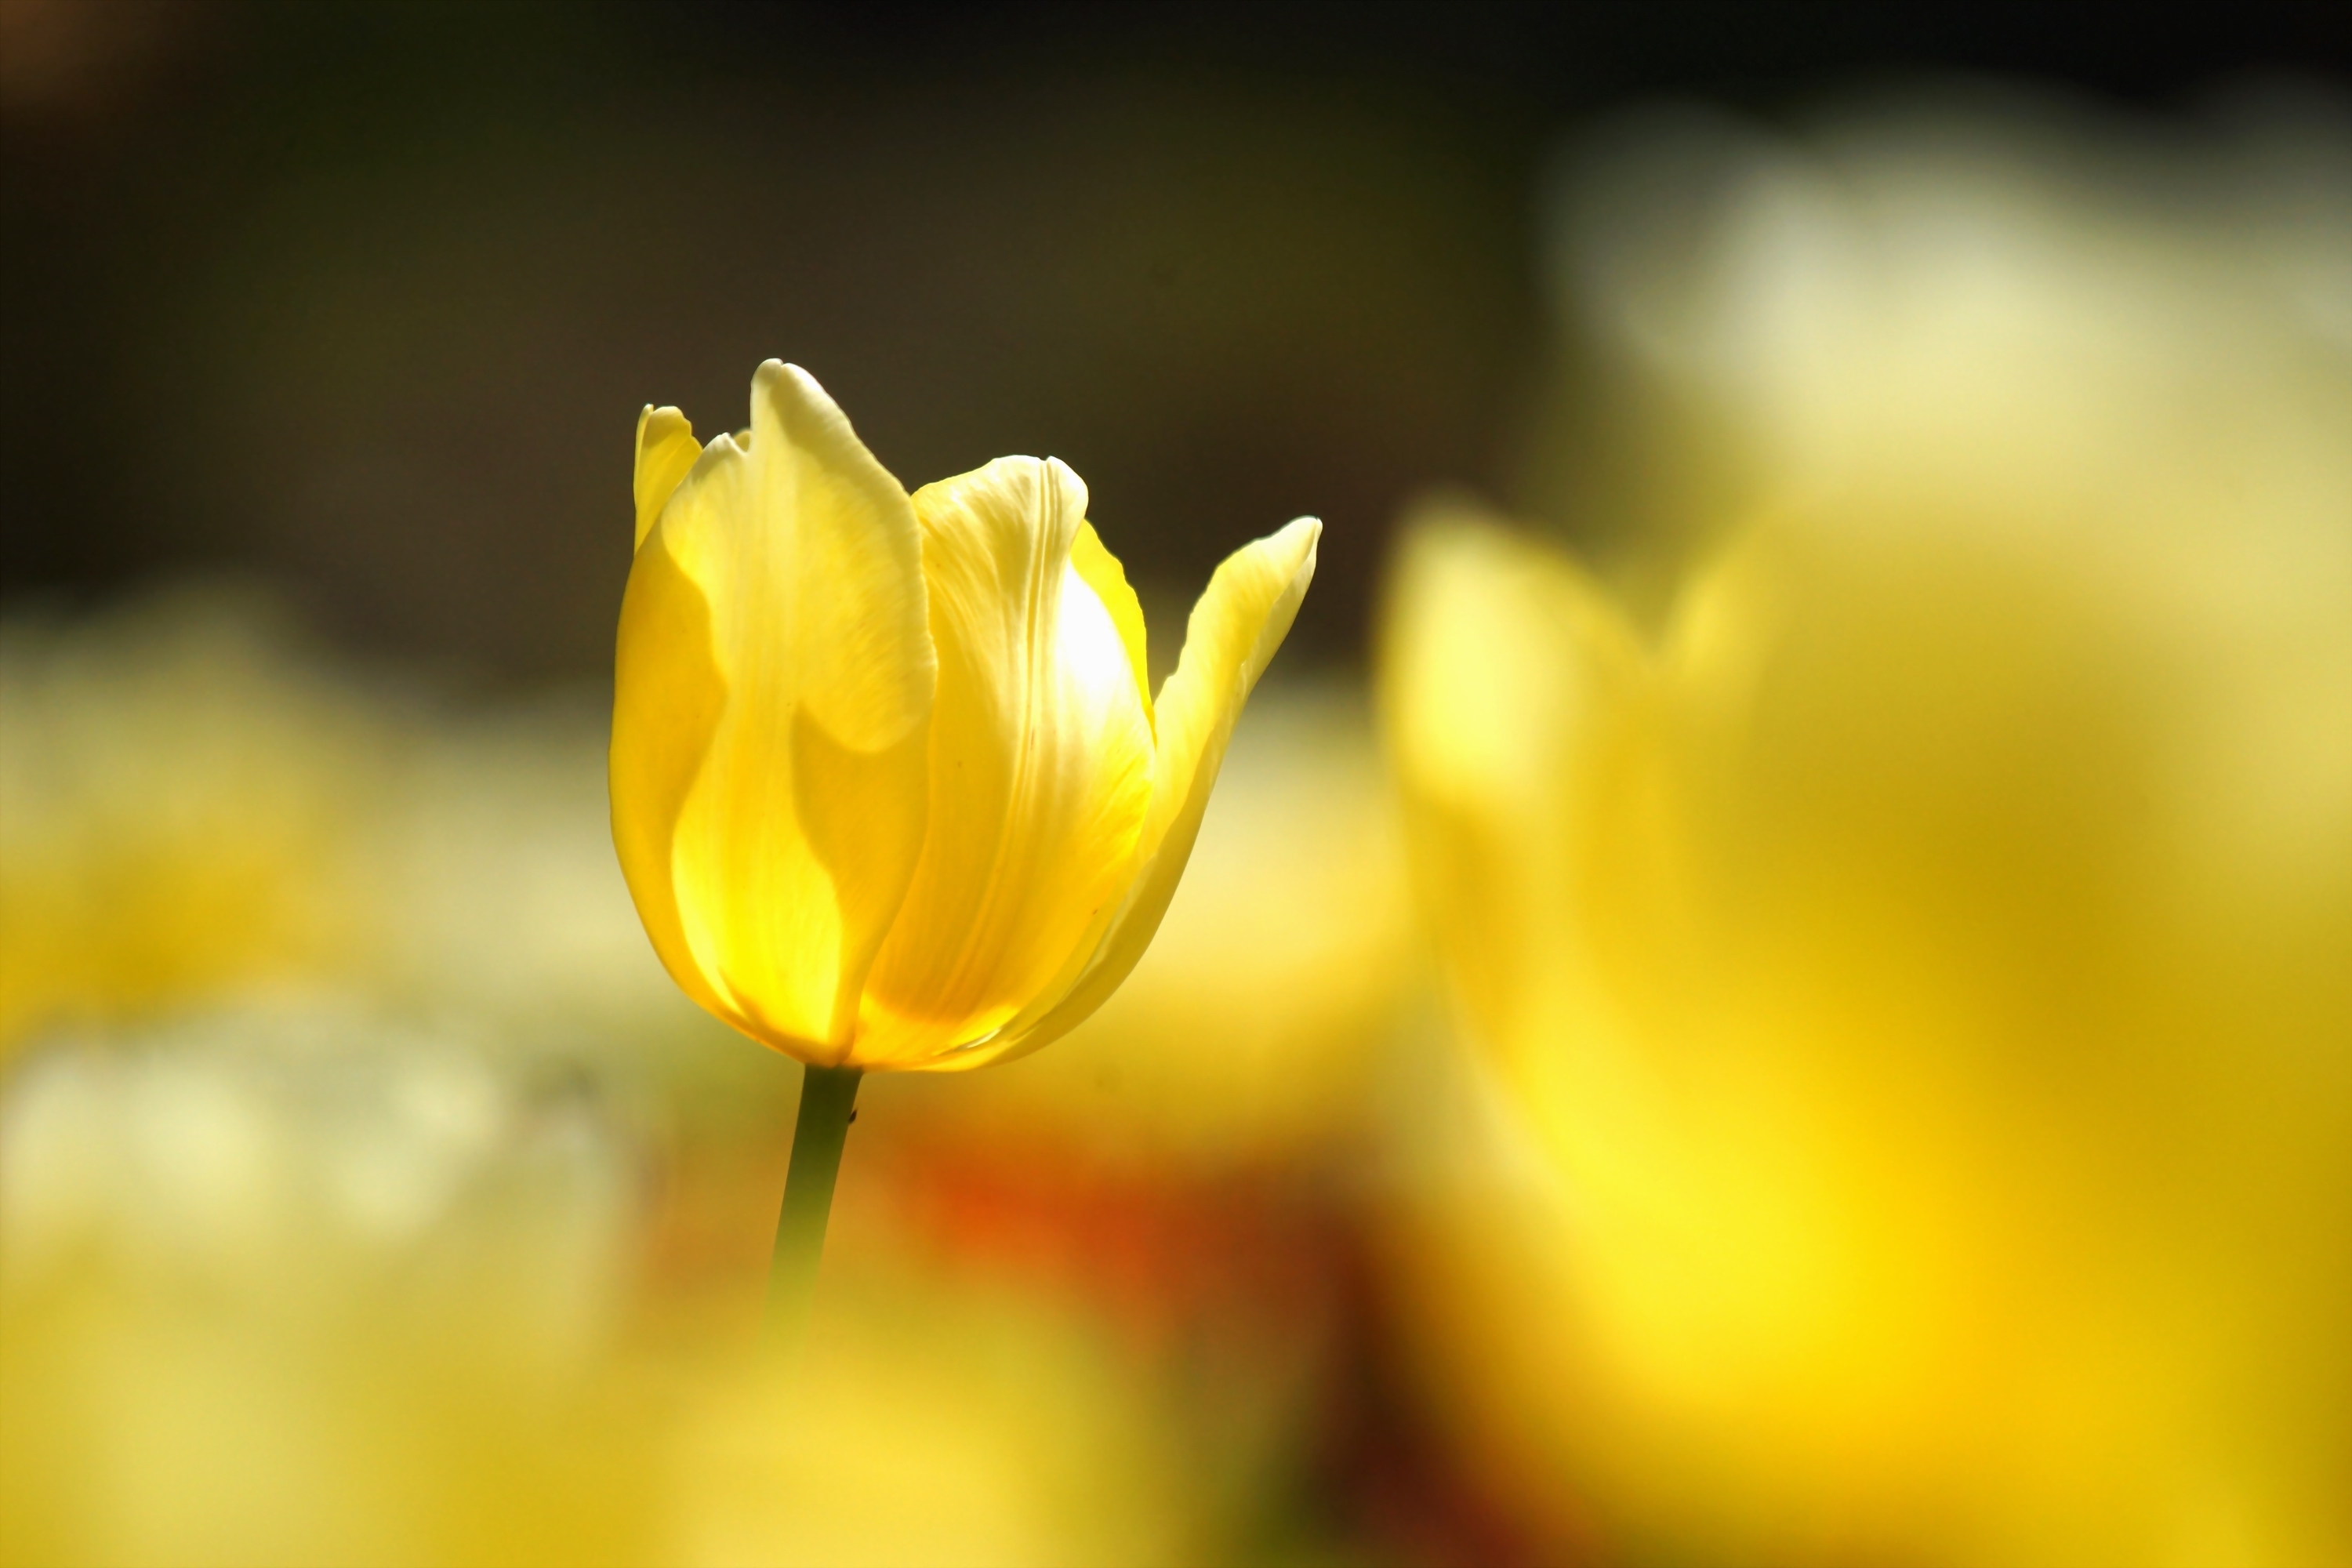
xmin=4 ymin=85 xmax=2350 ymax=1568
xmin=0 ymin=590 xmax=1457 ymax=1566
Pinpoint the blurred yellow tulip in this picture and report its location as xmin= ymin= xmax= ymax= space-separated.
xmin=1379 ymin=96 xmax=2352 ymax=1568
xmin=613 ymin=363 xmax=1319 ymax=1072
xmin=0 ymin=597 xmax=387 ymax=1057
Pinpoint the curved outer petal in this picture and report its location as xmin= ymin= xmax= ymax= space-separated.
xmin=933 ymin=514 xmax=1322 ymax=1071
xmin=611 ymin=517 xmax=737 ymax=1032
xmin=633 ymin=405 xmax=701 ymax=550
xmin=855 ymin=458 xmax=1156 ymax=1065
xmin=612 ymin=362 xmax=934 ymax=1062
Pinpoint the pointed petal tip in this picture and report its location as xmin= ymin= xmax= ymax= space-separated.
xmin=758 ymin=360 xmax=837 ymax=412
xmin=751 ymin=361 xmax=893 ymax=477
xmin=1279 ymin=514 xmax=1323 ymax=568
xmin=1221 ymin=514 xmax=1321 ymax=681
xmin=1246 ymin=516 xmax=1322 ymax=588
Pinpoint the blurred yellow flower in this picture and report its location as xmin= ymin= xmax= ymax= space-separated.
xmin=0 ymin=597 xmax=386 ymax=1056
xmin=0 ymin=1004 xmax=1208 ymax=1567
xmin=613 ymin=361 xmax=1319 ymax=1072
xmin=1380 ymin=96 xmax=2352 ymax=1568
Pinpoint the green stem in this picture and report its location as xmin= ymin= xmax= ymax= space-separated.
xmin=766 ymin=1062 xmax=862 ymax=1350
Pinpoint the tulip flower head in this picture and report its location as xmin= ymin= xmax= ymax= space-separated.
xmin=612 ymin=362 xmax=1319 ymax=1073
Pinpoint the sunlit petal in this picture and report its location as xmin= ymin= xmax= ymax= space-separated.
xmin=954 ymin=515 xmax=1320 ymax=1069
xmin=857 ymin=459 xmax=1155 ymax=1064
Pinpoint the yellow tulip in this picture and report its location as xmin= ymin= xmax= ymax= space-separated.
xmin=1379 ymin=100 xmax=2351 ymax=1567
xmin=612 ymin=361 xmax=1319 ymax=1073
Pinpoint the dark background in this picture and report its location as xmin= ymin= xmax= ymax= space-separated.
xmin=4 ymin=0 xmax=2342 ymax=683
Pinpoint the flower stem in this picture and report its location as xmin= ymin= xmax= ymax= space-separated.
xmin=766 ymin=1062 xmax=862 ymax=1350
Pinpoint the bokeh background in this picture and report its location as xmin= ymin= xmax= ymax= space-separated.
xmin=3 ymin=3 xmax=2347 ymax=1566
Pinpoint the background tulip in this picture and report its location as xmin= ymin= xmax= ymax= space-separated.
xmin=614 ymin=362 xmax=1320 ymax=1073
xmin=1380 ymin=93 xmax=2352 ymax=1568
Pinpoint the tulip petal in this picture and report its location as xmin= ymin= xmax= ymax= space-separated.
xmin=633 ymin=405 xmax=700 ymax=550
xmin=856 ymin=459 xmax=1157 ymax=1065
xmin=637 ymin=362 xmax=934 ymax=1057
xmin=947 ymin=514 xmax=1322 ymax=1069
